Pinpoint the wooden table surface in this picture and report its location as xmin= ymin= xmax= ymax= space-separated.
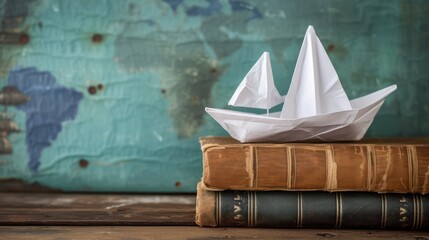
xmin=0 ymin=193 xmax=428 ymax=239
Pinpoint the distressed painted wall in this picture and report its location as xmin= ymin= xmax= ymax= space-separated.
xmin=0 ymin=0 xmax=428 ymax=192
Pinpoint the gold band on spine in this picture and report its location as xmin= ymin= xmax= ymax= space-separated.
xmin=297 ymin=192 xmax=303 ymax=227
xmin=254 ymin=147 xmax=259 ymax=188
xmin=339 ymin=193 xmax=343 ymax=228
xmin=407 ymin=146 xmax=413 ymax=191
xmin=254 ymin=192 xmax=257 ymax=227
xmin=335 ymin=193 xmax=343 ymax=228
xmin=335 ymin=193 xmax=340 ymax=228
xmin=407 ymin=146 xmax=418 ymax=192
xmin=291 ymin=149 xmax=296 ymax=188
xmin=216 ymin=191 xmax=221 ymax=226
xmin=419 ymin=194 xmax=423 ymax=229
xmin=380 ymin=194 xmax=383 ymax=228
xmin=325 ymin=146 xmax=337 ymax=191
xmin=249 ymin=146 xmax=256 ymax=188
xmin=380 ymin=194 xmax=387 ymax=229
xmin=413 ymin=194 xmax=417 ymax=230
xmin=416 ymin=194 xmax=420 ymax=229
xmin=367 ymin=145 xmax=375 ymax=191
xmin=287 ymin=147 xmax=292 ymax=189
xmin=414 ymin=194 xmax=423 ymax=230
xmin=247 ymin=192 xmax=251 ymax=227
xmin=248 ymin=192 xmax=256 ymax=227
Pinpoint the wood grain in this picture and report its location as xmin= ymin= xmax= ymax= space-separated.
xmin=0 ymin=193 xmax=196 ymax=226
xmin=1 ymin=193 xmax=428 ymax=239
xmin=0 ymin=226 xmax=428 ymax=240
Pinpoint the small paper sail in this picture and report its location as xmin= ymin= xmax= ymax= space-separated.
xmin=0 ymin=86 xmax=30 ymax=106
xmin=228 ymin=52 xmax=284 ymax=110
xmin=0 ymin=137 xmax=12 ymax=154
xmin=0 ymin=119 xmax=20 ymax=132
xmin=205 ymin=25 xmax=397 ymax=143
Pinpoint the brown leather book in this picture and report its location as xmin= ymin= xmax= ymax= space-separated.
xmin=200 ymin=136 xmax=429 ymax=193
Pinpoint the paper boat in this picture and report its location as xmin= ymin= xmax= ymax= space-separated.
xmin=206 ymin=25 xmax=397 ymax=143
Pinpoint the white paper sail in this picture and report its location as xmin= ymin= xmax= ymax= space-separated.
xmin=228 ymin=52 xmax=284 ymax=109
xmin=205 ymin=25 xmax=397 ymax=143
xmin=281 ymin=25 xmax=352 ymax=119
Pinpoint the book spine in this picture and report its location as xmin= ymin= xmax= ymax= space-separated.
xmin=196 ymin=184 xmax=429 ymax=229
xmin=202 ymin=143 xmax=429 ymax=193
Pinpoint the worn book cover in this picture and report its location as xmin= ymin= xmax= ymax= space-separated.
xmin=200 ymin=137 xmax=429 ymax=193
xmin=195 ymin=182 xmax=429 ymax=229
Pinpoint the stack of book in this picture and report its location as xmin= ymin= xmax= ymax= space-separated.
xmin=195 ymin=136 xmax=429 ymax=229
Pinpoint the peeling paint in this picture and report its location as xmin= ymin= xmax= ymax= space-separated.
xmin=1 ymin=0 xmax=36 ymax=30
xmin=115 ymin=31 xmax=223 ymax=138
xmin=0 ymin=0 xmax=36 ymax=76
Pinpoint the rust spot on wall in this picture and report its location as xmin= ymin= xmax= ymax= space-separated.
xmin=175 ymin=181 xmax=181 ymax=187
xmin=92 ymin=33 xmax=103 ymax=43
xmin=97 ymin=84 xmax=104 ymax=90
xmin=19 ymin=33 xmax=30 ymax=44
xmin=88 ymin=86 xmax=97 ymax=95
xmin=327 ymin=44 xmax=335 ymax=52
xmin=0 ymin=32 xmax=30 ymax=45
xmin=79 ymin=159 xmax=89 ymax=168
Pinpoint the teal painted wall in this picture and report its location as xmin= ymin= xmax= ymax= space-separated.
xmin=0 ymin=0 xmax=428 ymax=192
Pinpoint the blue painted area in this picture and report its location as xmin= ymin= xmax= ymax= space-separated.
xmin=8 ymin=67 xmax=83 ymax=172
xmin=229 ymin=0 xmax=262 ymax=21
xmin=163 ymin=0 xmax=184 ymax=11
xmin=186 ymin=0 xmax=222 ymax=17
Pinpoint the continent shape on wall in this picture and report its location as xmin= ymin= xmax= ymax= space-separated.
xmin=8 ymin=67 xmax=83 ymax=172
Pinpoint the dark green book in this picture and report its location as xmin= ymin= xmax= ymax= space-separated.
xmin=196 ymin=182 xmax=429 ymax=229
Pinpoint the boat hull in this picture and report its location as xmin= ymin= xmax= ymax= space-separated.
xmin=206 ymin=85 xmax=396 ymax=142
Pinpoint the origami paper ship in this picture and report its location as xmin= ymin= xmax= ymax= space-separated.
xmin=206 ymin=26 xmax=397 ymax=142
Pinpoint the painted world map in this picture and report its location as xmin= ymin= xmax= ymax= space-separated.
xmin=0 ymin=0 xmax=427 ymax=192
